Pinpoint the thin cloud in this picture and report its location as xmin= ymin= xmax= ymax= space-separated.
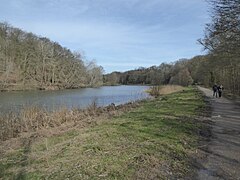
xmin=0 ymin=0 xmax=209 ymax=73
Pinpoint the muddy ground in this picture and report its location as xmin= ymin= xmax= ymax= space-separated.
xmin=197 ymin=87 xmax=240 ymax=180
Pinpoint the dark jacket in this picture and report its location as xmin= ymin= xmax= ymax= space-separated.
xmin=213 ymin=85 xmax=218 ymax=92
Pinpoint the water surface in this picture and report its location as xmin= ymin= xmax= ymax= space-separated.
xmin=0 ymin=85 xmax=149 ymax=113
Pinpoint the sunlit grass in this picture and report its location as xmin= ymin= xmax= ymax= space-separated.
xmin=0 ymin=87 xmax=206 ymax=179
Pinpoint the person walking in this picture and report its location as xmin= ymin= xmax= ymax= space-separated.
xmin=212 ymin=84 xmax=218 ymax=98
xmin=217 ymin=85 xmax=224 ymax=98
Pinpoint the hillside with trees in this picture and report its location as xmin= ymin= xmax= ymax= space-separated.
xmin=105 ymin=0 xmax=240 ymax=96
xmin=103 ymin=58 xmax=197 ymax=87
xmin=1 ymin=0 xmax=239 ymax=96
xmin=0 ymin=22 xmax=104 ymax=91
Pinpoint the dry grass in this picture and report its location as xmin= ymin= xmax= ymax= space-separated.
xmin=0 ymin=101 xmax=140 ymax=142
xmin=149 ymin=85 xmax=185 ymax=97
xmin=0 ymin=87 xmax=206 ymax=179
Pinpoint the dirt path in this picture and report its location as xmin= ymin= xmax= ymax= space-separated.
xmin=197 ymin=86 xmax=240 ymax=180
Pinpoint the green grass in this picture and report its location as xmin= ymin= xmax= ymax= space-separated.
xmin=0 ymin=87 xmax=205 ymax=179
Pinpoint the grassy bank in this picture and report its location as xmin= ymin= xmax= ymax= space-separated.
xmin=0 ymin=87 xmax=206 ymax=179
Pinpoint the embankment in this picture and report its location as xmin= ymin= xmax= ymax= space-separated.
xmin=0 ymin=87 xmax=208 ymax=179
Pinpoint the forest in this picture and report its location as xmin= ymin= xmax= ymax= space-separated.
xmin=0 ymin=22 xmax=104 ymax=91
xmin=104 ymin=0 xmax=240 ymax=96
xmin=0 ymin=0 xmax=239 ymax=96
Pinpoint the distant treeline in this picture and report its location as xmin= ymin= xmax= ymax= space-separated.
xmin=105 ymin=0 xmax=240 ymax=96
xmin=103 ymin=56 xmax=206 ymax=87
xmin=0 ymin=22 xmax=104 ymax=91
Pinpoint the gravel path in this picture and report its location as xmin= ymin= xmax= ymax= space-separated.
xmin=197 ymin=86 xmax=240 ymax=180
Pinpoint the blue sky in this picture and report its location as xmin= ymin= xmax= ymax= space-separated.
xmin=0 ymin=0 xmax=209 ymax=73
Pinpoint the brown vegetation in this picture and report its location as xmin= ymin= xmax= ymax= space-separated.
xmin=0 ymin=101 xmax=141 ymax=142
xmin=0 ymin=22 xmax=104 ymax=91
xmin=0 ymin=87 xmax=207 ymax=179
xmin=148 ymin=85 xmax=184 ymax=97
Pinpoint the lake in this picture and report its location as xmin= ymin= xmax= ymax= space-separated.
xmin=0 ymin=85 xmax=150 ymax=113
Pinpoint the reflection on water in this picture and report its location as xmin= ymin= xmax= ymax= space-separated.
xmin=0 ymin=85 xmax=150 ymax=113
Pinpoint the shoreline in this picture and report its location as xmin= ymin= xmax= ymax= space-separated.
xmin=0 ymin=98 xmax=148 ymax=142
xmin=0 ymin=84 xmax=151 ymax=93
xmin=0 ymin=85 xmax=98 ymax=92
xmin=0 ymin=87 xmax=208 ymax=179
